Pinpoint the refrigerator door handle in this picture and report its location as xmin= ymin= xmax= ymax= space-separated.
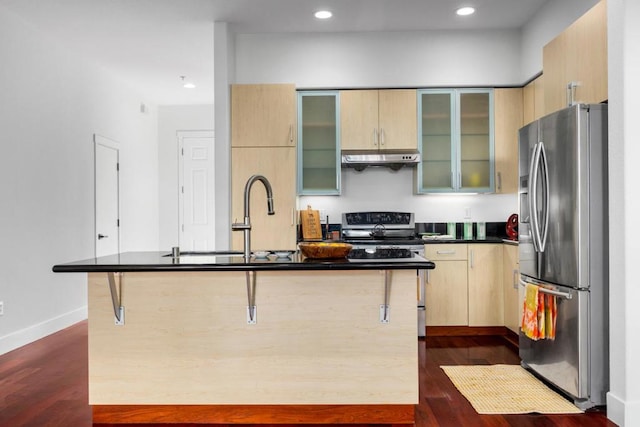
xmin=538 ymin=142 xmax=550 ymax=252
xmin=518 ymin=278 xmax=573 ymax=300
xmin=528 ymin=142 xmax=543 ymax=252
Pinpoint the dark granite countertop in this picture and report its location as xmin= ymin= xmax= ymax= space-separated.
xmin=52 ymin=251 xmax=435 ymax=273
xmin=421 ymin=237 xmax=511 ymax=244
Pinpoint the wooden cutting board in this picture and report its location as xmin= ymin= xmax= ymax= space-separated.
xmin=300 ymin=206 xmax=322 ymax=241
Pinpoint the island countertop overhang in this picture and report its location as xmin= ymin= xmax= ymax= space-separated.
xmin=52 ymin=251 xmax=435 ymax=273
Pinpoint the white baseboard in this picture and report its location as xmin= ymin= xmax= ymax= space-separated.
xmin=0 ymin=306 xmax=88 ymax=356
xmin=607 ymin=391 xmax=640 ymax=427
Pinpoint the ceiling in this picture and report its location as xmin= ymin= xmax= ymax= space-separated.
xmin=0 ymin=0 xmax=549 ymax=105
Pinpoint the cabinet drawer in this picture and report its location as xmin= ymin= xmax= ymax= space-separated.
xmin=425 ymin=244 xmax=468 ymax=261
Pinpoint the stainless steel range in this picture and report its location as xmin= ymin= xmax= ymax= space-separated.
xmin=341 ymin=211 xmax=426 ymax=337
xmin=341 ymin=211 xmax=419 ymax=244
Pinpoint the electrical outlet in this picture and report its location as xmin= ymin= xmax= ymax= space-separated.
xmin=0 ymin=301 xmax=4 ymax=316
xmin=319 ymin=209 xmax=328 ymax=223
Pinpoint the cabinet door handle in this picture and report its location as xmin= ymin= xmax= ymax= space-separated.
xmin=566 ymin=81 xmax=579 ymax=106
xmin=372 ymin=128 xmax=378 ymax=147
xmin=497 ymin=171 xmax=502 ymax=191
xmin=380 ymin=128 xmax=385 ymax=146
xmin=512 ymin=269 xmax=519 ymax=289
xmin=436 ymin=250 xmax=456 ymax=255
xmin=289 ymin=125 xmax=294 ymax=145
xmin=426 ymin=270 xmax=430 ymax=284
xmin=470 ymin=249 xmax=474 ymax=268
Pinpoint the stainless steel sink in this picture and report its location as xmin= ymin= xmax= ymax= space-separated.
xmin=163 ymin=250 xmax=244 ymax=263
xmin=163 ymin=250 xmax=244 ymax=257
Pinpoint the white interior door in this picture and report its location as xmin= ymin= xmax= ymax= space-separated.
xmin=94 ymin=135 xmax=120 ymax=257
xmin=178 ymin=131 xmax=215 ymax=251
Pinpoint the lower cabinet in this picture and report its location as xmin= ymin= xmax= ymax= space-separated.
xmin=467 ymin=244 xmax=504 ymax=326
xmin=502 ymin=244 xmax=520 ymax=334
xmin=425 ymin=243 xmax=505 ymax=328
xmin=424 ymin=244 xmax=468 ymax=326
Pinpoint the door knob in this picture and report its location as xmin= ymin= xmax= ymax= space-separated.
xmin=98 ymin=234 xmax=109 ymax=239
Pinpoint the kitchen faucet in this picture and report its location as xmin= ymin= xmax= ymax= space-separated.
xmin=231 ymin=174 xmax=275 ymax=261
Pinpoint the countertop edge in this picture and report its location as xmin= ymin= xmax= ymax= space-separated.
xmin=52 ymin=257 xmax=435 ymax=273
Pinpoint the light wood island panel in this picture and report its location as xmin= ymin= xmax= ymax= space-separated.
xmin=87 ymin=269 xmax=418 ymax=423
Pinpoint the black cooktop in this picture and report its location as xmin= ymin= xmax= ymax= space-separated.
xmin=342 ymin=238 xmax=420 ymax=246
xmin=347 ymin=248 xmax=414 ymax=260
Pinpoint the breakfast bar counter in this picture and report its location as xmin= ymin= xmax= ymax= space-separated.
xmin=52 ymin=250 xmax=435 ymax=272
xmin=53 ymin=251 xmax=433 ymax=425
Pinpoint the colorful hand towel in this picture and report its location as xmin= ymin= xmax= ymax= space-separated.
xmin=522 ymin=283 xmax=539 ymax=339
xmin=521 ymin=282 xmax=557 ymax=340
xmin=544 ymin=293 xmax=557 ymax=339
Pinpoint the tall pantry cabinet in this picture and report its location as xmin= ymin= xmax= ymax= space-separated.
xmin=231 ymin=84 xmax=298 ymax=251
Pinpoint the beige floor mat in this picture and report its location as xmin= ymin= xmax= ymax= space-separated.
xmin=440 ymin=364 xmax=583 ymax=414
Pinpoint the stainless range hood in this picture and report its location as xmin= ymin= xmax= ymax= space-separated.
xmin=341 ymin=150 xmax=421 ymax=171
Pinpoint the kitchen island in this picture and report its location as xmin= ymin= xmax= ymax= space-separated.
xmin=53 ymin=251 xmax=434 ymax=425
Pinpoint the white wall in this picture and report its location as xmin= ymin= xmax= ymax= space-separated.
xmin=158 ymin=105 xmax=214 ymax=250
xmin=0 ymin=5 xmax=159 ymax=354
xmin=236 ymin=29 xmax=522 ymax=88
xmin=214 ymin=22 xmax=234 ymax=250
xmin=300 ymin=168 xmax=517 ymax=224
xmin=607 ymin=1 xmax=640 ymax=425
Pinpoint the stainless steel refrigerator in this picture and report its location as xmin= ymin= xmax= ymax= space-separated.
xmin=518 ymin=104 xmax=608 ymax=409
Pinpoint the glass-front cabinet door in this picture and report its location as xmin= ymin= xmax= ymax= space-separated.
xmin=297 ymin=91 xmax=340 ymax=195
xmin=417 ymin=89 xmax=494 ymax=193
xmin=418 ymin=90 xmax=454 ymax=191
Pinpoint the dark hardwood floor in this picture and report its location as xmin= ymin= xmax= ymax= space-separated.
xmin=0 ymin=321 xmax=616 ymax=427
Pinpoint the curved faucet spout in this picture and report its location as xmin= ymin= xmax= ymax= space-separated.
xmin=244 ymin=174 xmax=275 ymax=217
xmin=232 ymin=174 xmax=276 ymax=261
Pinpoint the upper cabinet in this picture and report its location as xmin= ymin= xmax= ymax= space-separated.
xmin=417 ymin=89 xmax=494 ymax=193
xmin=494 ymin=88 xmax=523 ymax=194
xmin=340 ymin=89 xmax=417 ymax=151
xmin=523 ymin=75 xmax=544 ymax=125
xmin=231 ymin=84 xmax=296 ymax=147
xmin=543 ymin=0 xmax=607 ymax=115
xmin=297 ymin=91 xmax=340 ymax=195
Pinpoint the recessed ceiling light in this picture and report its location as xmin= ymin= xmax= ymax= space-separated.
xmin=180 ymin=75 xmax=196 ymax=89
xmin=314 ymin=10 xmax=332 ymax=19
xmin=456 ymin=6 xmax=475 ymax=16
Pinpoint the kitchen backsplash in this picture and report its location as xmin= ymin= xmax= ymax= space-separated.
xmin=299 ymin=167 xmax=518 ymax=224
xmin=301 ymin=222 xmax=509 ymax=242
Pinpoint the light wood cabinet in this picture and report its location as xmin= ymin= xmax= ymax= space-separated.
xmin=425 ymin=243 xmax=505 ymax=327
xmin=542 ymin=0 xmax=607 ymax=115
xmin=424 ymin=244 xmax=468 ymax=326
xmin=231 ymin=147 xmax=297 ymax=251
xmin=231 ymin=84 xmax=296 ymax=147
xmin=231 ymin=84 xmax=297 ymax=252
xmin=494 ymin=88 xmax=523 ymax=194
xmin=502 ymin=244 xmax=520 ymax=334
xmin=340 ymin=89 xmax=417 ymax=151
xmin=523 ymin=75 xmax=545 ymax=125
xmin=467 ymin=244 xmax=504 ymax=327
